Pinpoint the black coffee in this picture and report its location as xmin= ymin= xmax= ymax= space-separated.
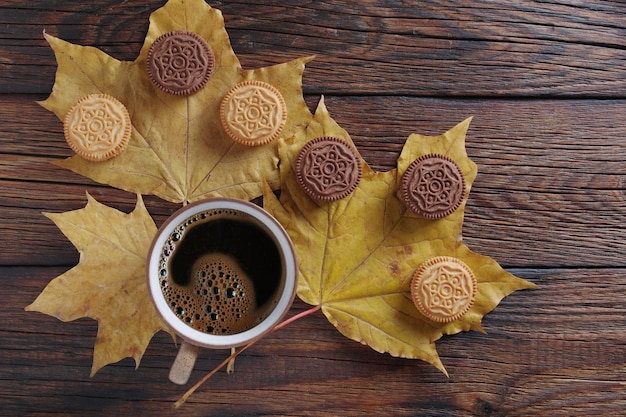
xmin=157 ymin=209 xmax=283 ymax=335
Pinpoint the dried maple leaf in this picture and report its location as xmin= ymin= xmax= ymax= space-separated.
xmin=263 ymin=99 xmax=535 ymax=374
xmin=40 ymin=0 xmax=313 ymax=205
xmin=25 ymin=193 xmax=174 ymax=375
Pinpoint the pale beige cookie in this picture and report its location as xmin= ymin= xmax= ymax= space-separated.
xmin=63 ymin=94 xmax=131 ymax=161
xmin=411 ymin=256 xmax=477 ymax=323
xmin=220 ymin=80 xmax=287 ymax=146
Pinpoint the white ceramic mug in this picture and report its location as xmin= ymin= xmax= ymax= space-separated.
xmin=146 ymin=198 xmax=297 ymax=384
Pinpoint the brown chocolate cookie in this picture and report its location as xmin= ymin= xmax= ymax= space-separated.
xmin=296 ymin=136 xmax=362 ymax=201
xmin=146 ymin=30 xmax=214 ymax=96
xmin=400 ymin=154 xmax=466 ymax=219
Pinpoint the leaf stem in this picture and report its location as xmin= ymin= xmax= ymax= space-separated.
xmin=173 ymin=304 xmax=321 ymax=409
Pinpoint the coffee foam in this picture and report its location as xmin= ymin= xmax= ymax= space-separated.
xmin=161 ymin=253 xmax=274 ymax=335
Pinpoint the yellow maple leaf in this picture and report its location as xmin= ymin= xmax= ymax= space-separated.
xmin=40 ymin=0 xmax=313 ymax=205
xmin=263 ymin=98 xmax=535 ymax=375
xmin=25 ymin=193 xmax=174 ymax=375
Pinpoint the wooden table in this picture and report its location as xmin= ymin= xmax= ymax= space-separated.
xmin=2 ymin=1 xmax=625 ymax=415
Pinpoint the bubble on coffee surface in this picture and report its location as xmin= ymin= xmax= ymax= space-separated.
xmin=161 ymin=253 xmax=263 ymax=334
xmin=157 ymin=208 xmax=281 ymax=335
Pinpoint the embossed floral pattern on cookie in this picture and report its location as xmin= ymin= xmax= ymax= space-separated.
xmin=220 ymin=80 xmax=287 ymax=146
xmin=411 ymin=256 xmax=477 ymax=323
xmin=295 ymin=136 xmax=362 ymax=201
xmin=63 ymin=94 xmax=131 ymax=161
xmin=147 ymin=30 xmax=214 ymax=96
xmin=401 ymin=154 xmax=466 ymax=219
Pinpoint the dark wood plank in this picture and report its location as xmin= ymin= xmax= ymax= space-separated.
xmin=2 ymin=95 xmax=624 ymax=268
xmin=323 ymin=95 xmax=626 ymax=269
xmin=2 ymin=0 xmax=626 ymax=96
xmin=3 ymin=266 xmax=624 ymax=416
xmin=3 ymin=1 xmax=626 ymax=416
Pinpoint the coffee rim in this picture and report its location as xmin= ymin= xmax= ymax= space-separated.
xmin=146 ymin=198 xmax=298 ymax=349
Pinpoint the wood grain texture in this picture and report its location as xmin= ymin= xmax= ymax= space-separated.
xmin=1 ymin=0 xmax=625 ymax=416
xmin=2 ymin=0 xmax=626 ymax=96
xmin=3 ymin=267 xmax=624 ymax=416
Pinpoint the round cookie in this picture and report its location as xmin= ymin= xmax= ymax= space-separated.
xmin=411 ymin=256 xmax=477 ymax=323
xmin=146 ymin=30 xmax=214 ymax=96
xmin=220 ymin=80 xmax=287 ymax=146
xmin=400 ymin=154 xmax=466 ymax=219
xmin=63 ymin=94 xmax=131 ymax=162
xmin=295 ymin=136 xmax=362 ymax=201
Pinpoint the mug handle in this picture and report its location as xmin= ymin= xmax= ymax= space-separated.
xmin=169 ymin=340 xmax=201 ymax=385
